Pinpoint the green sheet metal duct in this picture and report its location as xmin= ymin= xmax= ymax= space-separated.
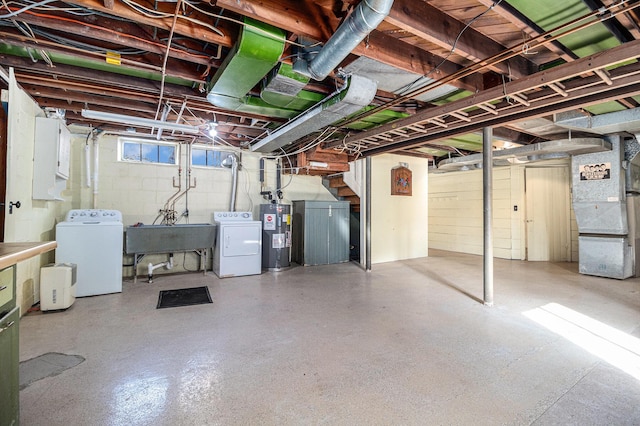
xmin=261 ymin=63 xmax=325 ymax=110
xmin=206 ymin=18 xmax=302 ymax=118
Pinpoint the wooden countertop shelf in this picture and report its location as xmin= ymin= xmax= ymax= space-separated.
xmin=0 ymin=242 xmax=57 ymax=270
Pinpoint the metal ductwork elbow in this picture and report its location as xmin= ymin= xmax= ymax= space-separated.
xmin=294 ymin=0 xmax=394 ymax=81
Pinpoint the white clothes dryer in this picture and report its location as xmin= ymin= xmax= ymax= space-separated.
xmin=213 ymin=212 xmax=262 ymax=278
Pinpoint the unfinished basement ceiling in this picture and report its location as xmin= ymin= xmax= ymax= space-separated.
xmin=1 ymin=0 xmax=640 ymax=173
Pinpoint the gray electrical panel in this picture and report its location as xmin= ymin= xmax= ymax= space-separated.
xmin=291 ymin=200 xmax=350 ymax=266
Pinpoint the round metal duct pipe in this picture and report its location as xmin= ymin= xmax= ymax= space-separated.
xmin=298 ymin=0 xmax=394 ymax=81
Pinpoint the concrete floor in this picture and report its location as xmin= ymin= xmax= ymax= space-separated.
xmin=19 ymin=250 xmax=640 ymax=425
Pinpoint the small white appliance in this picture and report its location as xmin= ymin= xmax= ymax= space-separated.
xmin=56 ymin=209 xmax=123 ymax=297
xmin=213 ymin=211 xmax=262 ymax=278
xmin=40 ymin=263 xmax=77 ymax=311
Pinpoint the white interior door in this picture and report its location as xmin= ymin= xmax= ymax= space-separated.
xmin=525 ymin=167 xmax=571 ymax=261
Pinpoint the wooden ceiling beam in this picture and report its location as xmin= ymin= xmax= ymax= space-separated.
xmin=367 ymin=79 xmax=640 ymax=156
xmin=351 ymin=31 xmax=485 ymax=93
xmin=492 ymin=126 xmax=547 ymax=144
xmin=0 ymin=55 xmax=188 ymax=95
xmin=29 ymin=87 xmax=157 ymax=112
xmin=17 ymin=77 xmax=158 ymax=103
xmin=347 ymin=38 xmax=640 ymax=147
xmin=64 ymin=0 xmax=233 ymax=46
xmin=386 ymin=0 xmax=538 ymax=78
xmin=213 ymin=0 xmax=337 ymax=41
xmin=0 ymin=34 xmax=206 ymax=84
xmin=363 ymin=61 xmax=640 ymax=155
xmin=5 ymin=58 xmax=284 ymax=126
xmin=583 ymin=0 xmax=636 ymax=42
xmin=2 ymin=14 xmax=216 ymax=66
xmin=475 ymin=0 xmax=578 ymax=63
xmin=394 ymin=150 xmax=434 ymax=159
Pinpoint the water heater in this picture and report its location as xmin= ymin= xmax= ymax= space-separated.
xmin=260 ymin=203 xmax=291 ymax=271
xmin=40 ymin=263 xmax=77 ymax=311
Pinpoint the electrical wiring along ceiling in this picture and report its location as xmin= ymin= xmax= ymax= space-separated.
xmin=0 ymin=0 xmax=640 ymax=173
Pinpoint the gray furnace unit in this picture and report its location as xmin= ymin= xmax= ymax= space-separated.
xmin=572 ymin=135 xmax=640 ymax=279
xmin=260 ymin=203 xmax=291 ymax=271
xmin=291 ymin=200 xmax=350 ymax=266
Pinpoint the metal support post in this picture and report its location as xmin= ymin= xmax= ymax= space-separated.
xmin=366 ymin=156 xmax=372 ymax=271
xmin=483 ymin=127 xmax=494 ymax=306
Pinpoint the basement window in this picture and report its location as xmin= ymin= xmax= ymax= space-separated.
xmin=118 ymin=138 xmax=177 ymax=165
xmin=191 ymin=148 xmax=234 ymax=168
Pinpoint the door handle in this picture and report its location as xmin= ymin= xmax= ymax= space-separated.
xmin=9 ymin=200 xmax=21 ymax=214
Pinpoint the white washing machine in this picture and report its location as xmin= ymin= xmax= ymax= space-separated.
xmin=55 ymin=209 xmax=123 ymax=297
xmin=213 ymin=211 xmax=262 ymax=278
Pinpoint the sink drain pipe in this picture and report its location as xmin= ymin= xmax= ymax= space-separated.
xmin=148 ymin=254 xmax=174 ymax=283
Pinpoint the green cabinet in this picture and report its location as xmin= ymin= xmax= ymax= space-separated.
xmin=0 ymin=306 xmax=19 ymax=426
xmin=0 ymin=266 xmax=18 ymax=426
xmin=0 ymin=267 xmax=14 ymax=313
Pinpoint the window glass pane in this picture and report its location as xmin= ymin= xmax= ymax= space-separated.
xmin=210 ymin=151 xmax=224 ymax=167
xmin=190 ymin=148 xmax=234 ymax=168
xmin=141 ymin=143 xmax=158 ymax=162
xmin=123 ymin=142 xmax=141 ymax=161
xmin=159 ymin=145 xmax=176 ymax=164
xmin=192 ymin=148 xmax=207 ymax=166
xmin=119 ymin=139 xmax=177 ymax=164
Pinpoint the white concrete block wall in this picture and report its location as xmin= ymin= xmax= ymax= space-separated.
xmin=65 ymin=134 xmax=337 ymax=277
xmin=510 ymin=166 xmax=526 ymax=260
xmin=428 ymin=160 xmax=578 ymax=261
xmin=4 ymin=76 xmax=69 ymax=314
xmin=371 ymin=154 xmax=429 ymax=264
xmin=428 ymin=167 xmax=517 ymax=259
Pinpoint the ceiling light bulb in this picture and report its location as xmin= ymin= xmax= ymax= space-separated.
xmin=208 ymin=123 xmax=217 ymax=138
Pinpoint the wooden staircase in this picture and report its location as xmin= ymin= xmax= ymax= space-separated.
xmin=327 ymin=175 xmax=360 ymax=212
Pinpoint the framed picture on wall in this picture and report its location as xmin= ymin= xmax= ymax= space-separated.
xmin=391 ymin=165 xmax=412 ymax=196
